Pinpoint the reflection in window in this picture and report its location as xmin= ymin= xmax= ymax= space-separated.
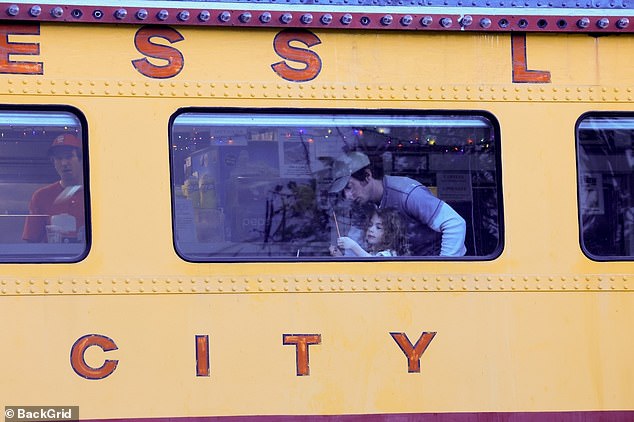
xmin=0 ymin=109 xmax=88 ymax=262
xmin=170 ymin=111 xmax=502 ymax=261
xmin=577 ymin=115 xmax=634 ymax=259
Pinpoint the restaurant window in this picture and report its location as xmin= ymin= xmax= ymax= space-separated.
xmin=170 ymin=109 xmax=502 ymax=261
xmin=0 ymin=108 xmax=89 ymax=262
xmin=577 ymin=113 xmax=634 ymax=260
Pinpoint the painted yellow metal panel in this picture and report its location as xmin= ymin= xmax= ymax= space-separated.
xmin=1 ymin=294 xmax=633 ymax=417
xmin=0 ymin=22 xmax=632 ymax=419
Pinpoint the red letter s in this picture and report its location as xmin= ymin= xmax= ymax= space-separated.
xmin=271 ymin=29 xmax=322 ymax=82
xmin=132 ymin=26 xmax=184 ymax=79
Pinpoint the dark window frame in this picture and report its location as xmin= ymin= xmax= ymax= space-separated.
xmin=169 ymin=107 xmax=504 ymax=263
xmin=576 ymin=111 xmax=634 ymax=262
xmin=0 ymin=105 xmax=91 ymax=263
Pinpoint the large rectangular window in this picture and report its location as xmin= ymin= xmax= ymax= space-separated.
xmin=0 ymin=108 xmax=89 ymax=262
xmin=170 ymin=109 xmax=502 ymax=261
xmin=577 ymin=113 xmax=634 ymax=260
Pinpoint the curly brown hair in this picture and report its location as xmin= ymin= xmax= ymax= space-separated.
xmin=365 ymin=208 xmax=410 ymax=256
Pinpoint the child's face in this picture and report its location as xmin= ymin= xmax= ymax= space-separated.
xmin=365 ymin=213 xmax=385 ymax=246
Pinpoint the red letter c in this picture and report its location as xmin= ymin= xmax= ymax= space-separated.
xmin=70 ymin=334 xmax=118 ymax=380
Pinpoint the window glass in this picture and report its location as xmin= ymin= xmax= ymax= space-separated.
xmin=170 ymin=110 xmax=502 ymax=261
xmin=577 ymin=114 xmax=634 ymax=259
xmin=0 ymin=109 xmax=89 ymax=262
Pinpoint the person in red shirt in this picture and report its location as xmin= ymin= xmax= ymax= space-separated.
xmin=22 ymin=134 xmax=85 ymax=243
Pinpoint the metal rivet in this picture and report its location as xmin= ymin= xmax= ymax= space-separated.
xmin=341 ymin=13 xmax=353 ymax=24
xmin=420 ymin=15 xmax=433 ymax=26
xmin=114 ymin=8 xmax=127 ymax=20
xmin=198 ymin=10 xmax=210 ymax=22
xmin=597 ymin=17 xmax=610 ymax=28
xmin=480 ymin=17 xmax=492 ymax=28
xmin=219 ymin=11 xmax=231 ymax=22
xmin=617 ymin=17 xmax=629 ymax=28
xmin=320 ymin=14 xmax=332 ymax=24
xmin=157 ymin=9 xmax=169 ymax=20
xmin=440 ymin=17 xmax=452 ymax=27
xmin=259 ymin=12 xmax=271 ymax=23
xmin=29 ymin=5 xmax=41 ymax=17
xmin=7 ymin=5 xmax=19 ymax=16
xmin=136 ymin=9 xmax=148 ymax=20
xmin=280 ymin=13 xmax=292 ymax=24
xmin=178 ymin=10 xmax=190 ymax=21
xmin=381 ymin=14 xmax=393 ymax=25
xmin=51 ymin=6 xmax=63 ymax=18
xmin=400 ymin=15 xmax=413 ymax=26
xmin=577 ymin=17 xmax=590 ymax=28
xmin=239 ymin=12 xmax=251 ymax=23
xmin=300 ymin=13 xmax=313 ymax=24
xmin=460 ymin=15 xmax=473 ymax=26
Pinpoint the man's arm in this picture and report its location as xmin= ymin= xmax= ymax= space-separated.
xmin=428 ymin=202 xmax=467 ymax=256
xmin=402 ymin=183 xmax=466 ymax=257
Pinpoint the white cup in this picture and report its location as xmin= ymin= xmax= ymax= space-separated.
xmin=46 ymin=225 xmax=62 ymax=243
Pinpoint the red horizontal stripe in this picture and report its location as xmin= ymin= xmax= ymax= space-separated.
xmin=0 ymin=4 xmax=632 ymax=33
xmin=85 ymin=411 xmax=634 ymax=422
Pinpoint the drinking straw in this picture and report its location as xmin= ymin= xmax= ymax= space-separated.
xmin=332 ymin=210 xmax=341 ymax=238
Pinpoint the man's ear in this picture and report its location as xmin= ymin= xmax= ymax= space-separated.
xmin=363 ymin=168 xmax=372 ymax=182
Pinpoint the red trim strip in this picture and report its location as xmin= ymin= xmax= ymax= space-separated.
xmin=85 ymin=411 xmax=634 ymax=422
xmin=0 ymin=2 xmax=632 ymax=32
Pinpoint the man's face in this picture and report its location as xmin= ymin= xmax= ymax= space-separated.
xmin=51 ymin=148 xmax=82 ymax=186
xmin=343 ymin=176 xmax=371 ymax=204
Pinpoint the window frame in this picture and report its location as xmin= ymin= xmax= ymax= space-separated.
xmin=0 ymin=105 xmax=91 ymax=263
xmin=576 ymin=111 xmax=634 ymax=262
xmin=169 ymin=107 xmax=504 ymax=263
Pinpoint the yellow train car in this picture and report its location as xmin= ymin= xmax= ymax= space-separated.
xmin=0 ymin=0 xmax=632 ymax=420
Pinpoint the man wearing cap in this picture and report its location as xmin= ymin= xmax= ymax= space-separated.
xmin=22 ymin=133 xmax=85 ymax=243
xmin=329 ymin=151 xmax=466 ymax=256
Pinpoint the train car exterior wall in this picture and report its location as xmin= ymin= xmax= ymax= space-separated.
xmin=0 ymin=21 xmax=632 ymax=420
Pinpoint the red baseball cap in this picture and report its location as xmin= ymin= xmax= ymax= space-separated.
xmin=48 ymin=133 xmax=81 ymax=154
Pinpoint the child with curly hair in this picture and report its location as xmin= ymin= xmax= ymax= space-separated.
xmin=330 ymin=208 xmax=409 ymax=257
